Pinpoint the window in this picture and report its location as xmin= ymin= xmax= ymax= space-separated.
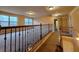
xmin=0 ymin=15 xmax=18 ymax=27
xmin=0 ymin=15 xmax=9 ymax=27
xmin=25 ymin=18 xmax=32 ymax=25
xmin=10 ymin=16 xmax=17 ymax=26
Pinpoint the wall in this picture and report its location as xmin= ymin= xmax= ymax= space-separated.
xmin=0 ymin=11 xmax=26 ymax=26
xmin=38 ymin=16 xmax=54 ymax=32
xmin=39 ymin=16 xmax=53 ymax=24
xmin=18 ymin=16 xmax=25 ymax=26
xmin=0 ymin=11 xmax=54 ymax=26
xmin=33 ymin=18 xmax=40 ymax=25
xmin=58 ymin=15 xmax=69 ymax=32
xmin=70 ymin=7 xmax=79 ymax=51
xmin=60 ymin=15 xmax=69 ymax=28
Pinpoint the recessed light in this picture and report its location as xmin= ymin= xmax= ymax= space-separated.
xmin=26 ymin=11 xmax=35 ymax=15
xmin=47 ymin=6 xmax=55 ymax=10
xmin=26 ymin=11 xmax=36 ymax=17
xmin=46 ymin=6 xmax=56 ymax=11
xmin=28 ymin=12 xmax=33 ymax=15
xmin=46 ymin=6 xmax=59 ymax=11
xmin=48 ymin=7 xmax=54 ymax=10
xmin=52 ymin=13 xmax=62 ymax=16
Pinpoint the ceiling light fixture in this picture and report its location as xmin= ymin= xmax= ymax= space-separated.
xmin=52 ymin=13 xmax=62 ymax=16
xmin=46 ymin=6 xmax=59 ymax=11
xmin=48 ymin=6 xmax=55 ymax=10
xmin=26 ymin=11 xmax=35 ymax=15
xmin=46 ymin=6 xmax=56 ymax=11
xmin=26 ymin=11 xmax=36 ymax=17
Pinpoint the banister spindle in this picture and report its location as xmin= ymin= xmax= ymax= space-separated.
xmin=40 ymin=24 xmax=42 ymax=39
xmin=25 ymin=27 xmax=26 ymax=52
xmin=4 ymin=28 xmax=7 ymax=52
xmin=15 ymin=28 xmax=17 ymax=52
xmin=19 ymin=27 xmax=20 ymax=51
xmin=33 ymin=26 xmax=35 ymax=44
xmin=26 ymin=27 xmax=29 ymax=51
xmin=22 ymin=27 xmax=24 ymax=52
xmin=10 ymin=28 xmax=12 ymax=52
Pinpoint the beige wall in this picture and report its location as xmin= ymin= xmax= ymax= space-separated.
xmin=57 ymin=15 xmax=69 ymax=33
xmin=58 ymin=15 xmax=69 ymax=28
xmin=18 ymin=16 xmax=25 ymax=26
xmin=0 ymin=11 xmax=54 ymax=26
xmin=70 ymin=7 xmax=79 ymax=51
xmin=61 ymin=15 xmax=68 ymax=28
xmin=39 ymin=16 xmax=53 ymax=24
xmin=33 ymin=19 xmax=40 ymax=25
xmin=0 ymin=11 xmax=26 ymax=26
xmin=17 ymin=15 xmax=54 ymax=25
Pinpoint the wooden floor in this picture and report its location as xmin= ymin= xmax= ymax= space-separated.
xmin=37 ymin=32 xmax=60 ymax=52
xmin=36 ymin=32 xmax=74 ymax=52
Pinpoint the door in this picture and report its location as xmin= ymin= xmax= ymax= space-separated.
xmin=54 ymin=19 xmax=59 ymax=31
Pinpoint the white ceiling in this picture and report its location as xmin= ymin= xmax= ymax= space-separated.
xmin=0 ymin=6 xmax=75 ymax=17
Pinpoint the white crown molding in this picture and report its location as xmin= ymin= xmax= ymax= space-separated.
xmin=69 ymin=6 xmax=79 ymax=15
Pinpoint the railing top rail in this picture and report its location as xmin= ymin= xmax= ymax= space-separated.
xmin=0 ymin=24 xmax=52 ymax=29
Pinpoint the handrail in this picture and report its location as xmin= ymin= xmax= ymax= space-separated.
xmin=0 ymin=24 xmax=52 ymax=52
xmin=0 ymin=24 xmax=51 ymax=29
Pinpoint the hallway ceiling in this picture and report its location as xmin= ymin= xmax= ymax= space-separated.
xmin=0 ymin=6 xmax=75 ymax=17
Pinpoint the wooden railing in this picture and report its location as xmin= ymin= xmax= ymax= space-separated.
xmin=0 ymin=24 xmax=52 ymax=52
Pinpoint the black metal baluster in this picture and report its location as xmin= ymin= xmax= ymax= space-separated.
xmin=36 ymin=26 xmax=37 ymax=42
xmin=48 ymin=24 xmax=49 ymax=33
xmin=44 ymin=25 xmax=45 ymax=35
xmin=22 ymin=27 xmax=24 ymax=52
xmin=15 ymin=28 xmax=16 ymax=52
xmin=50 ymin=24 xmax=51 ymax=32
xmin=25 ymin=27 xmax=26 ymax=52
xmin=45 ymin=25 xmax=46 ymax=35
xmin=48 ymin=24 xmax=49 ymax=32
xmin=33 ymin=26 xmax=35 ymax=44
xmin=46 ymin=24 xmax=48 ymax=34
xmin=19 ymin=27 xmax=20 ymax=51
xmin=37 ymin=26 xmax=39 ymax=41
xmin=10 ymin=28 xmax=12 ymax=52
xmin=39 ymin=26 xmax=40 ymax=41
xmin=45 ymin=25 xmax=46 ymax=36
xmin=47 ymin=24 xmax=49 ymax=33
xmin=42 ymin=25 xmax=43 ymax=37
xmin=43 ymin=25 xmax=44 ymax=35
xmin=40 ymin=24 xmax=42 ymax=39
xmin=49 ymin=24 xmax=51 ymax=32
xmin=44 ymin=26 xmax=46 ymax=35
xmin=4 ymin=28 xmax=7 ymax=52
xmin=46 ymin=25 xmax=47 ymax=34
xmin=49 ymin=24 xmax=50 ymax=32
xmin=26 ymin=27 xmax=28 ymax=51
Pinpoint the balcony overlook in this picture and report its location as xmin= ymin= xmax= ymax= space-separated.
xmin=0 ymin=6 xmax=79 ymax=52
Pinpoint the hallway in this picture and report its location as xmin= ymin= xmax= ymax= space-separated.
xmin=36 ymin=32 xmax=74 ymax=52
xmin=0 ymin=6 xmax=79 ymax=52
xmin=37 ymin=32 xmax=59 ymax=52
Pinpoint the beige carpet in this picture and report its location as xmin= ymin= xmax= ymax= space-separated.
xmin=37 ymin=32 xmax=59 ymax=52
xmin=62 ymin=36 xmax=74 ymax=52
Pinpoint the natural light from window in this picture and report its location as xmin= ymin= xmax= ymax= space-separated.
xmin=0 ymin=15 xmax=18 ymax=27
xmin=25 ymin=18 xmax=32 ymax=25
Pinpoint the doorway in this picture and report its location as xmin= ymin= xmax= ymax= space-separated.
xmin=54 ymin=19 xmax=59 ymax=32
